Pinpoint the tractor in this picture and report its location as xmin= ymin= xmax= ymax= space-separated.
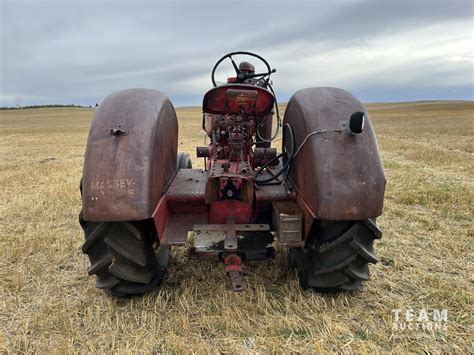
xmin=79 ymin=51 xmax=386 ymax=296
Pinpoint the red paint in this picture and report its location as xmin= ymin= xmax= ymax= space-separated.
xmin=209 ymin=199 xmax=253 ymax=224
xmin=203 ymin=84 xmax=274 ymax=116
xmin=224 ymin=253 xmax=242 ymax=272
xmin=152 ymin=195 xmax=169 ymax=242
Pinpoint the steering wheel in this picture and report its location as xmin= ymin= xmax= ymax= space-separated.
xmin=211 ymin=51 xmax=275 ymax=87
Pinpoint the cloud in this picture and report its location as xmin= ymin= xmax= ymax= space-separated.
xmin=1 ymin=0 xmax=472 ymax=106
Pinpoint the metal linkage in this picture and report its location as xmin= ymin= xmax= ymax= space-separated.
xmin=224 ymin=253 xmax=244 ymax=291
xmin=224 ymin=217 xmax=237 ymax=251
xmin=223 ymin=217 xmax=244 ymax=291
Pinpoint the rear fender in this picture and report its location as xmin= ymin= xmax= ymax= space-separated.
xmin=284 ymin=87 xmax=386 ymax=222
xmin=82 ymin=89 xmax=178 ymax=221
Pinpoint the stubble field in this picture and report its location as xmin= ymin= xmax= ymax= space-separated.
xmin=0 ymin=101 xmax=472 ymax=353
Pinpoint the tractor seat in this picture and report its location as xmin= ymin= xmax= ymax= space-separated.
xmin=202 ymin=84 xmax=274 ymax=116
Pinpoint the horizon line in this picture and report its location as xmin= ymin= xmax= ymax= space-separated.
xmin=1 ymin=99 xmax=473 ymax=110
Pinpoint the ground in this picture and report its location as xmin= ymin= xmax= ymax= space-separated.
xmin=0 ymin=101 xmax=472 ymax=352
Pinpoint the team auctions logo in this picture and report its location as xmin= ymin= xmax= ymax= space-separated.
xmin=391 ymin=308 xmax=448 ymax=335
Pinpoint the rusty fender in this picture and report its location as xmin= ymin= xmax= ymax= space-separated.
xmin=82 ymin=89 xmax=178 ymax=221
xmin=283 ymin=87 xmax=386 ymax=221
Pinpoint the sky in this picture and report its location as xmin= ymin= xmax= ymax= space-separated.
xmin=1 ymin=0 xmax=473 ymax=107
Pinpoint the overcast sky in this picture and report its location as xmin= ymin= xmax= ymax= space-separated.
xmin=1 ymin=0 xmax=473 ymax=107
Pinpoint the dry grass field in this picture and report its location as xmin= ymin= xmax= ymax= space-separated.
xmin=1 ymin=101 xmax=472 ymax=353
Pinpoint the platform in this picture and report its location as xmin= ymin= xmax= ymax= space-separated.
xmin=156 ymin=168 xmax=294 ymax=246
xmin=158 ymin=169 xmax=207 ymax=246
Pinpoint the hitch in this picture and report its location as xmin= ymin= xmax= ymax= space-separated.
xmin=189 ymin=218 xmax=274 ymax=291
xmin=224 ymin=253 xmax=244 ymax=291
xmin=223 ymin=217 xmax=243 ymax=291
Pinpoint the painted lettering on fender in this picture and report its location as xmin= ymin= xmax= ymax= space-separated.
xmin=90 ymin=178 xmax=136 ymax=196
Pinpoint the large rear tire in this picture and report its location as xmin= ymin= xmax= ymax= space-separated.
xmin=290 ymin=219 xmax=382 ymax=292
xmin=79 ymin=213 xmax=170 ymax=297
xmin=79 ymin=152 xmax=191 ymax=297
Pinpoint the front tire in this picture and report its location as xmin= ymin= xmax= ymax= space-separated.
xmin=177 ymin=152 xmax=192 ymax=169
xmin=290 ymin=219 xmax=382 ymax=292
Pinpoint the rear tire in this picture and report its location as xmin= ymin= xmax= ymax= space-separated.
xmin=79 ymin=213 xmax=170 ymax=297
xmin=290 ymin=219 xmax=381 ymax=292
xmin=79 ymin=153 xmax=190 ymax=297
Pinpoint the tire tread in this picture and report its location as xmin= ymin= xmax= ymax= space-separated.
xmin=80 ymin=213 xmax=170 ymax=297
xmin=292 ymin=219 xmax=381 ymax=292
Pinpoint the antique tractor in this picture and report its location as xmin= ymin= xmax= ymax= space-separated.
xmin=79 ymin=51 xmax=385 ymax=296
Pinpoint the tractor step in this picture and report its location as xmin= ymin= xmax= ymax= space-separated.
xmin=154 ymin=169 xmax=208 ymax=246
xmin=161 ymin=212 xmax=207 ymax=246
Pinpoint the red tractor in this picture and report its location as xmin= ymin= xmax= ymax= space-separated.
xmin=79 ymin=52 xmax=385 ymax=296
